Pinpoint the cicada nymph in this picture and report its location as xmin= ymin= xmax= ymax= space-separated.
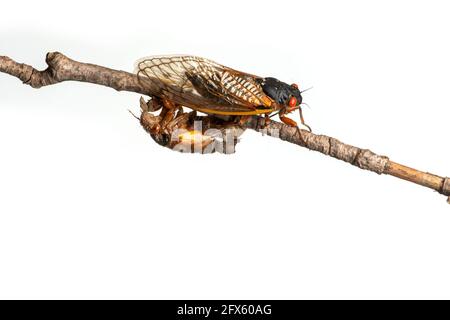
xmin=136 ymin=96 xmax=245 ymax=154
xmin=133 ymin=55 xmax=311 ymax=152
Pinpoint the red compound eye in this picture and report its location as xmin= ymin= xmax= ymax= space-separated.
xmin=291 ymin=83 xmax=298 ymax=89
xmin=288 ymin=96 xmax=297 ymax=108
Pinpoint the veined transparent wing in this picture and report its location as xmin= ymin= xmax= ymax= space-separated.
xmin=134 ymin=55 xmax=273 ymax=114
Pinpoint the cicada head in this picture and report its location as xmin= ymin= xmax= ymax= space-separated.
xmin=259 ymin=77 xmax=302 ymax=112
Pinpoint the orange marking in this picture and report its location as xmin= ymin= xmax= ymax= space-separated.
xmin=194 ymin=107 xmax=273 ymax=116
xmin=280 ymin=116 xmax=298 ymax=127
xmin=261 ymin=96 xmax=274 ymax=107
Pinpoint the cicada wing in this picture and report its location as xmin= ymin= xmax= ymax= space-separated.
xmin=135 ymin=55 xmax=273 ymax=114
xmin=188 ymin=63 xmax=273 ymax=109
xmin=135 ymin=56 xmax=201 ymax=103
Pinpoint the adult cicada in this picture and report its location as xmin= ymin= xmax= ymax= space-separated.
xmin=134 ymin=55 xmax=311 ymax=134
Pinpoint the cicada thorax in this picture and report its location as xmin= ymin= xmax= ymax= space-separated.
xmin=257 ymin=77 xmax=302 ymax=108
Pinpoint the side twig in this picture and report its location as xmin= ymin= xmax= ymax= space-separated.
xmin=1 ymin=52 xmax=449 ymax=203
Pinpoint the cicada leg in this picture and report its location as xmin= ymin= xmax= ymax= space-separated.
xmin=140 ymin=96 xmax=164 ymax=112
xmin=298 ymin=107 xmax=312 ymax=132
xmin=253 ymin=114 xmax=271 ymax=133
xmin=138 ymin=97 xmax=186 ymax=145
xmin=279 ymin=108 xmax=312 ymax=132
xmin=279 ymin=114 xmax=308 ymax=144
xmin=279 ymin=115 xmax=296 ymax=127
xmin=159 ymin=98 xmax=182 ymax=131
xmin=264 ymin=114 xmax=271 ymax=126
xmin=237 ymin=115 xmax=251 ymax=126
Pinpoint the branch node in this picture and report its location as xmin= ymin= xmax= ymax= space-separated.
xmin=355 ymin=149 xmax=389 ymax=174
xmin=46 ymin=52 xmax=60 ymax=66
xmin=22 ymin=67 xmax=34 ymax=85
xmin=351 ymin=148 xmax=363 ymax=166
xmin=326 ymin=137 xmax=333 ymax=156
xmin=442 ymin=177 xmax=450 ymax=196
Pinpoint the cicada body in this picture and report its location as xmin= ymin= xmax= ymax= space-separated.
xmin=135 ymin=55 xmax=310 ymax=131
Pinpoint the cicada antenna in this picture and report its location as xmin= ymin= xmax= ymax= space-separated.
xmin=128 ymin=109 xmax=140 ymax=121
xmin=300 ymin=86 xmax=313 ymax=94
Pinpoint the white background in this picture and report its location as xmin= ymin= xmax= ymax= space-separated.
xmin=1 ymin=0 xmax=449 ymax=299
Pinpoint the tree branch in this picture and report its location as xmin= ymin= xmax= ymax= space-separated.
xmin=242 ymin=118 xmax=450 ymax=202
xmin=1 ymin=52 xmax=449 ymax=203
xmin=0 ymin=52 xmax=147 ymax=93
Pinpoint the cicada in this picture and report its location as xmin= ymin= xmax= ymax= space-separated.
xmin=134 ymin=55 xmax=311 ymax=134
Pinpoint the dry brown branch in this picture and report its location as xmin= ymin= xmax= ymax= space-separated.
xmin=1 ymin=52 xmax=449 ymax=203
xmin=242 ymin=118 xmax=450 ymax=203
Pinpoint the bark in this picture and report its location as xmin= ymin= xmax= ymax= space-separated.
xmin=1 ymin=52 xmax=449 ymax=203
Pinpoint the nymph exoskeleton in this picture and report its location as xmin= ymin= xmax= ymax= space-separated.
xmin=134 ymin=55 xmax=311 ymax=136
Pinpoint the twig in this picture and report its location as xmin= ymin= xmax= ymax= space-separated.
xmin=0 ymin=52 xmax=147 ymax=93
xmin=1 ymin=52 xmax=449 ymax=203
xmin=242 ymin=117 xmax=450 ymax=203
